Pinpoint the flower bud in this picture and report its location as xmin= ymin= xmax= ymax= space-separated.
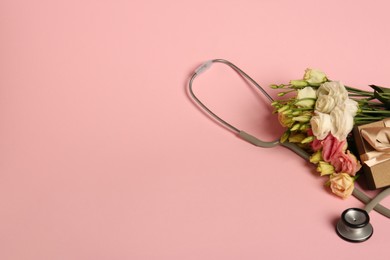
xmin=280 ymin=131 xmax=290 ymax=143
xmin=290 ymin=80 xmax=308 ymax=87
xmin=292 ymin=115 xmax=311 ymax=123
xmin=304 ymin=68 xmax=327 ymax=86
xmin=310 ymin=150 xmax=323 ymax=163
xmin=316 ymin=161 xmax=335 ymax=176
xmin=301 ymin=136 xmax=314 ymax=144
xmin=290 ymin=123 xmax=301 ymax=131
xmin=288 ymin=133 xmax=306 ymax=143
xmin=282 ymin=109 xmax=292 ymax=115
xmin=300 ymin=124 xmax=309 ymax=131
xmin=277 ymin=105 xmax=290 ymax=113
xmin=295 ymin=99 xmax=316 ymax=108
xmin=295 ymin=87 xmax=317 ymax=108
xmin=292 ymin=111 xmax=300 ymax=116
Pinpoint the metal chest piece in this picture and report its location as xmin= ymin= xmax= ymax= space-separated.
xmin=336 ymin=208 xmax=373 ymax=243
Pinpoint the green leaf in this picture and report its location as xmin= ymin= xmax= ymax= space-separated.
xmin=369 ymin=85 xmax=390 ymax=93
xmin=369 ymin=85 xmax=390 ymax=109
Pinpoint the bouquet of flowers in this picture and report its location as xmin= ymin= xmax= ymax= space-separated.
xmin=271 ymin=69 xmax=390 ymax=198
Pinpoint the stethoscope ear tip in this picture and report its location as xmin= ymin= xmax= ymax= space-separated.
xmin=336 ymin=208 xmax=373 ymax=243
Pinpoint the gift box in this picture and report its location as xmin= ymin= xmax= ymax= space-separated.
xmin=353 ymin=119 xmax=390 ymax=189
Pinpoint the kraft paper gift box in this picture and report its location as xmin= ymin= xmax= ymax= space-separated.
xmin=353 ymin=119 xmax=390 ymax=190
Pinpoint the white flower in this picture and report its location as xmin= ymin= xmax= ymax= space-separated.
xmin=316 ymin=81 xmax=348 ymax=104
xmin=295 ymin=87 xmax=317 ymax=108
xmin=338 ymin=98 xmax=359 ymax=117
xmin=315 ymin=95 xmax=336 ymax=114
xmin=310 ymin=112 xmax=332 ymax=140
xmin=312 ymin=81 xmax=358 ymax=140
xmin=304 ymin=69 xmax=327 ymax=85
xmin=330 ymin=107 xmax=354 ymax=140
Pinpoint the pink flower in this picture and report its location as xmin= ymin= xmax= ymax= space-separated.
xmin=310 ymin=133 xmax=346 ymax=158
xmin=330 ymin=151 xmax=361 ymax=176
xmin=308 ymin=129 xmax=324 ymax=151
xmin=311 ymin=137 xmax=323 ymax=151
xmin=311 ymin=134 xmax=361 ymax=176
xmin=321 ymin=134 xmax=346 ymax=162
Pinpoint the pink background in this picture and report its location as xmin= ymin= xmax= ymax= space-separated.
xmin=1 ymin=0 xmax=389 ymax=259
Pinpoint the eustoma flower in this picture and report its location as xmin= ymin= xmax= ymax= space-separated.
xmin=295 ymin=86 xmax=317 ymax=108
xmin=329 ymin=173 xmax=355 ymax=199
xmin=304 ymin=68 xmax=327 ymax=86
xmin=311 ymin=81 xmax=358 ymax=141
xmin=329 ymin=106 xmax=355 ymax=140
xmin=310 ymin=112 xmax=332 ymax=140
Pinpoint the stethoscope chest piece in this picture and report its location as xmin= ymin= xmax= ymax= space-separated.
xmin=336 ymin=208 xmax=373 ymax=243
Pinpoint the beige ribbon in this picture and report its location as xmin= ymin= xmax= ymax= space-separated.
xmin=360 ymin=118 xmax=390 ymax=163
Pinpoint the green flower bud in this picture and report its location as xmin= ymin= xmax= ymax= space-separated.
xmin=301 ymin=136 xmax=314 ymax=144
xmin=304 ymin=68 xmax=327 ymax=86
xmin=290 ymin=123 xmax=301 ymax=131
xmin=277 ymin=92 xmax=288 ymax=97
xmin=309 ymin=150 xmax=323 ymax=163
xmin=292 ymin=115 xmax=311 ymax=123
xmin=282 ymin=109 xmax=293 ymax=115
xmin=316 ymin=161 xmax=335 ymax=176
xmin=280 ymin=131 xmax=290 ymax=143
xmin=277 ymin=105 xmax=290 ymax=113
xmin=292 ymin=111 xmax=301 ymax=116
xmin=288 ymin=133 xmax=306 ymax=143
xmin=290 ymin=80 xmax=308 ymax=87
xmin=300 ymin=124 xmax=309 ymax=131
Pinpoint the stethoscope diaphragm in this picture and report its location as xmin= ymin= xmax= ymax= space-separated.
xmin=336 ymin=208 xmax=373 ymax=243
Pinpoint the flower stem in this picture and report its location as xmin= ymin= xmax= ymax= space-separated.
xmin=345 ymin=85 xmax=372 ymax=94
xmin=360 ymin=110 xmax=390 ymax=114
xmin=349 ymin=93 xmax=374 ymax=97
xmin=355 ymin=116 xmax=387 ymax=120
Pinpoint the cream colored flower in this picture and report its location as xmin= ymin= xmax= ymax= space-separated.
xmin=304 ymin=69 xmax=327 ymax=85
xmin=329 ymin=173 xmax=354 ymax=199
xmin=338 ymin=98 xmax=359 ymax=117
xmin=310 ymin=112 xmax=332 ymax=140
xmin=316 ymin=81 xmax=348 ymax=103
xmin=330 ymin=107 xmax=354 ymax=140
xmin=295 ymin=87 xmax=317 ymax=108
xmin=315 ymin=95 xmax=336 ymax=114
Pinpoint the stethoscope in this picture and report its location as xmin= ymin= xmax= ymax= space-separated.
xmin=188 ymin=59 xmax=390 ymax=242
